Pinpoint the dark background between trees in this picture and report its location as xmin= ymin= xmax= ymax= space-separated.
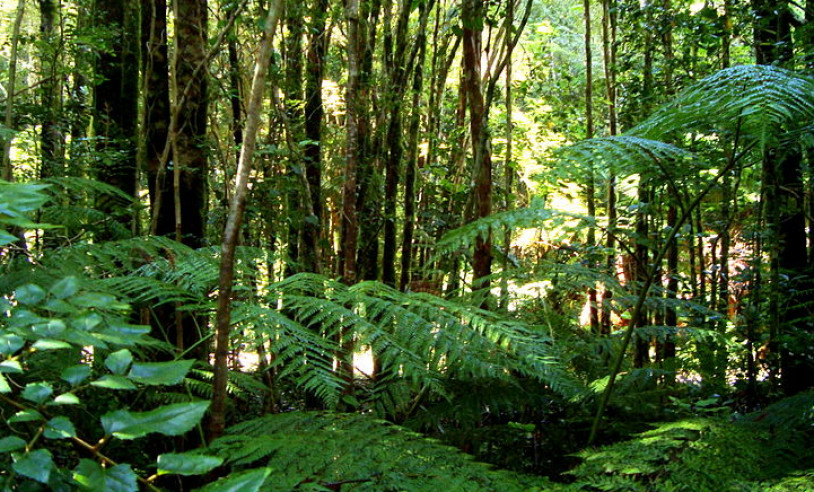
xmin=2 ymin=0 xmax=814 ymax=490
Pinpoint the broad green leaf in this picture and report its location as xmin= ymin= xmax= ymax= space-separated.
xmin=101 ymin=401 xmax=209 ymax=439
xmin=157 ymin=453 xmax=223 ymax=476
xmin=32 ymin=319 xmax=67 ymax=338
xmin=0 ymin=436 xmax=26 ymax=453
xmin=49 ymin=276 xmax=79 ymax=299
xmin=105 ymin=349 xmax=133 ymax=375
xmin=22 ymin=382 xmax=53 ymax=404
xmin=0 ymin=360 xmax=22 ymax=373
xmin=91 ymin=375 xmax=137 ymax=390
xmin=15 ymin=284 xmax=46 ymax=305
xmin=73 ymin=460 xmax=138 ymax=492
xmin=0 ymin=373 xmax=9 ymax=393
xmin=44 ymin=298 xmax=75 ymax=313
xmin=128 ymin=360 xmax=194 ymax=386
xmin=71 ymin=292 xmax=124 ymax=309
xmin=9 ymin=409 xmax=43 ymax=423
xmin=0 ymin=229 xmax=15 ymax=246
xmin=71 ymin=313 xmax=103 ymax=331
xmin=51 ymin=393 xmax=81 ymax=405
xmin=12 ymin=449 xmax=55 ymax=484
xmin=0 ymin=334 xmax=24 ymax=355
xmin=32 ymin=339 xmax=72 ymax=350
xmin=45 ymin=416 xmax=77 ymax=439
xmin=194 ymin=468 xmax=271 ymax=492
xmin=62 ymin=364 xmax=92 ymax=385
xmin=98 ymin=323 xmax=150 ymax=345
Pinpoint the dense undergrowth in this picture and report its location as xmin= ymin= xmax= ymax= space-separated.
xmin=3 ymin=64 xmax=814 ymax=490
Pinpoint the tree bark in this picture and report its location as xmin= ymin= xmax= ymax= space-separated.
xmin=1 ymin=0 xmax=26 ymax=182
xmin=93 ymin=0 xmax=138 ymax=236
xmin=462 ymin=0 xmax=492 ymax=303
xmin=210 ymin=0 xmax=283 ymax=442
xmin=142 ymin=0 xmax=174 ymax=238
xmin=302 ymin=0 xmax=329 ymax=275
xmin=399 ymin=0 xmax=432 ymax=291
xmin=284 ymin=0 xmax=305 ymax=277
xmin=753 ymin=0 xmax=812 ymax=395
xmin=39 ymin=0 xmax=63 ymax=180
xmin=173 ymin=0 xmax=209 ymax=250
xmin=382 ymin=0 xmax=412 ymax=287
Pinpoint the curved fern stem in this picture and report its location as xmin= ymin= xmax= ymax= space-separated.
xmin=588 ymin=124 xmax=751 ymax=445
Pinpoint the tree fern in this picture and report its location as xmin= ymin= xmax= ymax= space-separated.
xmin=631 ymin=65 xmax=814 ymax=150
xmin=208 ymin=412 xmax=555 ymax=491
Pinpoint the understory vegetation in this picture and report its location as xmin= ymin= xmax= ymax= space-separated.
xmin=2 ymin=0 xmax=814 ymax=490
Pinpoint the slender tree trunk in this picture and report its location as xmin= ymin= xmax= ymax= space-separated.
xmin=338 ymin=0 xmax=364 ymax=385
xmin=633 ymin=182 xmax=651 ymax=368
xmin=39 ymin=0 xmax=63 ymax=180
xmin=1 ymin=0 xmax=26 ymax=182
xmin=210 ymin=0 xmax=283 ymax=442
xmin=399 ymin=0 xmax=432 ymax=291
xmin=499 ymin=0 xmax=515 ymax=313
xmin=584 ymin=0 xmax=600 ymax=332
xmin=355 ymin=0 xmax=382 ymax=282
xmin=284 ymin=0 xmax=304 ymax=277
xmin=302 ymin=0 xmax=329 ymax=275
xmin=382 ymin=0 xmax=412 ymax=287
xmin=462 ymin=0 xmax=492 ymax=303
xmin=599 ymin=0 xmax=617 ymax=335
xmin=663 ymin=201 xmax=678 ymax=385
xmin=342 ymin=0 xmax=362 ymax=285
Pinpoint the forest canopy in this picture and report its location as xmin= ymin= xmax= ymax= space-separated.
xmin=2 ymin=0 xmax=814 ymax=490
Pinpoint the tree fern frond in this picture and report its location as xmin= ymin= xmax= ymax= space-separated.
xmin=631 ymin=65 xmax=814 ymax=149
xmin=209 ymin=412 xmax=553 ymax=491
xmin=555 ymin=135 xmax=701 ymax=181
xmin=42 ymin=176 xmax=134 ymax=202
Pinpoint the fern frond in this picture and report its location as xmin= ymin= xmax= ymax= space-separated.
xmin=631 ymin=65 xmax=814 ymax=150
xmin=555 ymin=135 xmax=701 ymax=181
xmin=209 ymin=412 xmax=554 ymax=491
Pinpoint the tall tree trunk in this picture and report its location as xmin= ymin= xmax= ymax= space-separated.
xmin=169 ymin=0 xmax=209 ymax=361
xmin=499 ymin=0 xmax=515 ymax=313
xmin=39 ymin=0 xmax=63 ymax=180
xmin=382 ymin=0 xmax=412 ymax=287
xmin=174 ymin=0 xmax=208 ymax=250
xmin=210 ymin=0 xmax=283 ymax=442
xmin=399 ymin=0 xmax=432 ymax=291
xmin=2 ymin=0 xmax=27 ymax=182
xmin=753 ymin=0 xmax=812 ymax=395
xmin=302 ymin=0 xmax=329 ymax=275
xmin=284 ymin=0 xmax=304 ymax=276
xmin=633 ymin=182 xmax=650 ymax=368
xmin=342 ymin=0 xmax=362 ymax=286
xmin=600 ymin=0 xmax=617 ymax=335
xmin=584 ymin=0 xmax=600 ymax=332
xmin=355 ymin=0 xmax=382 ymax=282
xmin=462 ymin=0 xmax=492 ymax=303
xmin=93 ymin=0 xmax=138 ymax=237
xmin=142 ymin=0 xmax=174 ymax=238
xmin=338 ymin=0 xmax=364 ymax=389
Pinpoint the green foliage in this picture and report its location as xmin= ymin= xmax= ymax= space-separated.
xmin=0 ymin=180 xmax=53 ymax=246
xmin=567 ymin=393 xmax=814 ymax=491
xmin=209 ymin=411 xmax=554 ymax=491
xmin=631 ymin=65 xmax=814 ymax=150
xmin=0 ymin=182 xmax=217 ymax=491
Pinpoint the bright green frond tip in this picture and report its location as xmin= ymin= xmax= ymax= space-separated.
xmin=631 ymin=64 xmax=814 ymax=149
